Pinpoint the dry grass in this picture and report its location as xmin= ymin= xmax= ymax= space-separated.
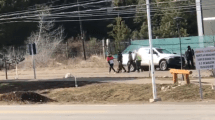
xmin=159 ymin=84 xmax=215 ymax=101
xmin=47 ymin=83 xmax=156 ymax=103
xmin=18 ymin=55 xmax=108 ymax=70
xmin=47 ymin=83 xmax=215 ymax=103
xmin=66 ymin=55 xmax=108 ymax=68
xmin=45 ymin=83 xmax=215 ymax=103
xmin=1 ymin=81 xmax=215 ymax=104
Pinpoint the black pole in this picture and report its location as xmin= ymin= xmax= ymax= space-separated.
xmin=83 ymin=32 xmax=87 ymax=60
xmin=4 ymin=56 xmax=8 ymax=80
xmin=177 ymin=23 xmax=183 ymax=70
xmin=77 ymin=0 xmax=86 ymax=60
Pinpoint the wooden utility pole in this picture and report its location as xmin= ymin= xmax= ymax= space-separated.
xmin=66 ymin=42 xmax=69 ymax=59
xmin=83 ymin=32 xmax=87 ymax=60
xmin=102 ymin=39 xmax=105 ymax=59
xmin=77 ymin=0 xmax=86 ymax=60
xmin=13 ymin=46 xmax=18 ymax=79
xmin=3 ymin=54 xmax=8 ymax=80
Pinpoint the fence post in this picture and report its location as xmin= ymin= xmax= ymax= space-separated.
xmin=82 ymin=34 xmax=86 ymax=60
xmin=102 ymin=39 xmax=105 ymax=59
xmin=66 ymin=42 xmax=69 ymax=59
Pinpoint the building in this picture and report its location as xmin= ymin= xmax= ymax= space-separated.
xmin=202 ymin=0 xmax=215 ymax=35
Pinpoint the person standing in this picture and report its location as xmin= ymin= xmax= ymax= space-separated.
xmin=107 ymin=54 xmax=116 ymax=74
xmin=127 ymin=51 xmax=134 ymax=73
xmin=117 ymin=50 xmax=126 ymax=73
xmin=134 ymin=51 xmax=142 ymax=72
xmin=185 ymin=46 xmax=194 ymax=69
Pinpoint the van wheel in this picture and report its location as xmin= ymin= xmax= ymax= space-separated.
xmin=160 ymin=60 xmax=168 ymax=71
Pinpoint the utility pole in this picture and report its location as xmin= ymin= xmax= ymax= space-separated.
xmin=146 ymin=0 xmax=160 ymax=102
xmin=3 ymin=54 xmax=8 ymax=80
xmin=174 ymin=17 xmax=183 ymax=70
xmin=196 ymin=0 xmax=204 ymax=48
xmin=174 ymin=17 xmax=184 ymax=82
xmin=77 ymin=0 xmax=86 ymax=60
xmin=196 ymin=0 xmax=204 ymax=36
xmin=83 ymin=31 xmax=87 ymax=60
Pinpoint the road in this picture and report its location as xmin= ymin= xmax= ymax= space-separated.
xmin=1 ymin=104 xmax=215 ymax=120
xmin=0 ymin=68 xmax=212 ymax=80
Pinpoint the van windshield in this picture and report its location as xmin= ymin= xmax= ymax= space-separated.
xmin=156 ymin=49 xmax=172 ymax=54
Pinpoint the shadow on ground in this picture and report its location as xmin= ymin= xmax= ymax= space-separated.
xmin=0 ymin=80 xmax=101 ymax=94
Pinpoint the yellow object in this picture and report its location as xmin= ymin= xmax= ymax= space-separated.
xmin=169 ymin=69 xmax=192 ymax=84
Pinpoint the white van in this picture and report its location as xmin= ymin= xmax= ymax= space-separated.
xmin=122 ymin=47 xmax=185 ymax=71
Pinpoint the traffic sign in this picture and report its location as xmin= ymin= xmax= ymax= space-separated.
xmin=29 ymin=43 xmax=37 ymax=55
xmin=195 ymin=47 xmax=215 ymax=70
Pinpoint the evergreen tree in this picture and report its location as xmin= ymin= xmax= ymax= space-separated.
xmin=108 ymin=17 xmax=131 ymax=51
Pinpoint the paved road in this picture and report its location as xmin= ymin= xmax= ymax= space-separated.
xmin=1 ymin=104 xmax=215 ymax=120
xmin=0 ymin=68 xmax=212 ymax=80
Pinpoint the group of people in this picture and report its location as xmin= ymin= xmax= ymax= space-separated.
xmin=107 ymin=45 xmax=195 ymax=74
xmin=107 ymin=50 xmax=142 ymax=74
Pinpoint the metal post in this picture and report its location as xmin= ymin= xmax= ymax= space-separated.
xmin=146 ymin=0 xmax=157 ymax=100
xmin=198 ymin=70 xmax=203 ymax=99
xmin=196 ymin=0 xmax=204 ymax=48
xmin=31 ymin=44 xmax=36 ymax=79
xmin=4 ymin=57 xmax=7 ymax=80
xmin=13 ymin=47 xmax=18 ymax=79
xmin=196 ymin=0 xmax=204 ymax=36
xmin=102 ymin=39 xmax=105 ymax=59
xmin=77 ymin=0 xmax=86 ymax=60
xmin=174 ymin=17 xmax=184 ymax=81
xmin=75 ymin=77 xmax=78 ymax=88
xmin=177 ymin=23 xmax=183 ymax=70
xmin=83 ymin=32 xmax=87 ymax=60
xmin=66 ymin=42 xmax=69 ymax=59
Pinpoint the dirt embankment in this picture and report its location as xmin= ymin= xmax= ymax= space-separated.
xmin=0 ymin=81 xmax=215 ymax=104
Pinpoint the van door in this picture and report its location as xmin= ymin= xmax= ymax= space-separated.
xmin=138 ymin=48 xmax=150 ymax=66
xmin=148 ymin=49 xmax=160 ymax=66
xmin=153 ymin=50 xmax=160 ymax=65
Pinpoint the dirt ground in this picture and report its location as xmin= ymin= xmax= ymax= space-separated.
xmin=1 ymin=81 xmax=215 ymax=104
xmin=0 ymin=67 xmax=214 ymax=104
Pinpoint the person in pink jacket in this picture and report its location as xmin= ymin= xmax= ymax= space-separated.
xmin=107 ymin=54 xmax=116 ymax=74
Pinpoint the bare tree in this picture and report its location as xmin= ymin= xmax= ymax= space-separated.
xmin=27 ymin=6 xmax=65 ymax=66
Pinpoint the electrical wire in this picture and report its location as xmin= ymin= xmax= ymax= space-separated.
xmin=1 ymin=0 xmax=215 ymax=24
xmin=0 ymin=0 xmax=107 ymax=19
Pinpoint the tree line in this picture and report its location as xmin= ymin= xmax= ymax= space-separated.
xmin=0 ymin=0 xmax=198 ymax=49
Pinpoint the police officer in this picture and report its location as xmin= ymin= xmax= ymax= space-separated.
xmin=185 ymin=46 xmax=194 ymax=69
xmin=134 ymin=51 xmax=142 ymax=72
xmin=127 ymin=51 xmax=134 ymax=73
xmin=117 ymin=50 xmax=126 ymax=73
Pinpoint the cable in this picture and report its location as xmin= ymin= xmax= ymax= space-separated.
xmin=1 ymin=0 xmax=215 ymax=23
xmin=0 ymin=9 xmax=200 ymax=24
xmin=0 ymin=0 xmax=102 ymax=16
xmin=0 ymin=3 xmax=199 ymax=21
xmin=0 ymin=4 xmax=203 ymax=22
xmin=0 ymin=0 xmax=107 ymax=19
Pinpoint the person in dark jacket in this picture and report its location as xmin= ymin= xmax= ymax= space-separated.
xmin=127 ymin=51 xmax=134 ymax=73
xmin=117 ymin=50 xmax=126 ymax=73
xmin=185 ymin=46 xmax=194 ymax=69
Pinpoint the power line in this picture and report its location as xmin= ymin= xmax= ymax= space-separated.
xmin=0 ymin=0 xmax=107 ymax=19
xmin=0 ymin=3 xmax=199 ymax=21
xmin=1 ymin=1 xmax=215 ymax=23
xmin=0 ymin=3 xmax=204 ymax=22
xmin=0 ymin=0 xmax=102 ymax=16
